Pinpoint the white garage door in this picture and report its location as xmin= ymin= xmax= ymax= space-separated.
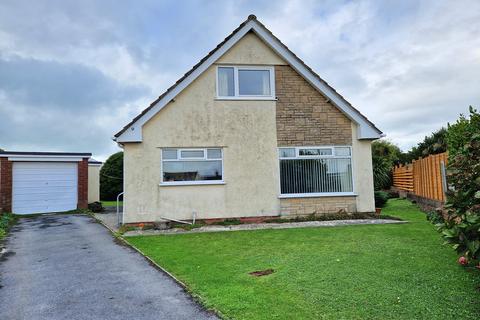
xmin=12 ymin=162 xmax=78 ymax=214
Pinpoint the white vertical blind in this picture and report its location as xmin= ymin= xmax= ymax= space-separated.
xmin=279 ymin=147 xmax=353 ymax=195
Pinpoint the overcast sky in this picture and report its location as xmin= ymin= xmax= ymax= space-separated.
xmin=0 ymin=0 xmax=479 ymax=160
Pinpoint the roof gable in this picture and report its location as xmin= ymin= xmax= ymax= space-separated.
xmin=216 ymin=32 xmax=286 ymax=65
xmin=115 ymin=15 xmax=382 ymax=142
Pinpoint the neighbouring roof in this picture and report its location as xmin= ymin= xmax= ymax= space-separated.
xmin=88 ymin=158 xmax=102 ymax=165
xmin=115 ymin=14 xmax=383 ymax=142
xmin=0 ymin=151 xmax=92 ymax=157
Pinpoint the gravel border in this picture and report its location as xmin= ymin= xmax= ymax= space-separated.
xmin=123 ymin=219 xmax=407 ymax=237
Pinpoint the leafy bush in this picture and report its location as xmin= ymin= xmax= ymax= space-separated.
xmin=371 ymin=140 xmax=402 ymax=190
xmin=215 ymin=218 xmax=242 ymax=226
xmin=374 ymin=191 xmax=389 ymax=208
xmin=387 ymin=190 xmax=400 ymax=199
xmin=100 ymin=152 xmax=123 ymax=201
xmin=0 ymin=213 xmax=17 ymax=240
xmin=438 ymin=106 xmax=480 ymax=267
xmin=372 ymin=156 xmax=391 ymax=191
xmin=88 ymin=201 xmax=104 ymax=213
xmin=426 ymin=210 xmax=445 ymax=224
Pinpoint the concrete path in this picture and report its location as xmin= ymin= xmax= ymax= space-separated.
xmin=95 ymin=209 xmax=120 ymax=232
xmin=123 ymin=218 xmax=407 ymax=236
xmin=0 ymin=214 xmax=218 ymax=320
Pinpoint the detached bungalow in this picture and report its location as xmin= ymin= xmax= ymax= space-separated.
xmin=114 ymin=15 xmax=382 ymax=224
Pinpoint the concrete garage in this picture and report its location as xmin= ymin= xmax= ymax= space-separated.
xmin=0 ymin=151 xmax=97 ymax=215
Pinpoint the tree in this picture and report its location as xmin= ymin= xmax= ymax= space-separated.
xmin=100 ymin=152 xmax=123 ymax=201
xmin=371 ymin=140 xmax=402 ymax=190
xmin=403 ymin=128 xmax=448 ymax=163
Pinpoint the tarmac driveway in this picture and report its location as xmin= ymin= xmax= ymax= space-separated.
xmin=0 ymin=214 xmax=217 ymax=320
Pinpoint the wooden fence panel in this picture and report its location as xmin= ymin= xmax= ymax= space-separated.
xmin=392 ymin=163 xmax=414 ymax=192
xmin=392 ymin=152 xmax=448 ymax=202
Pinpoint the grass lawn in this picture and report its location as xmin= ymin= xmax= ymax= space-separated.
xmin=126 ymin=199 xmax=480 ymax=319
xmin=101 ymin=201 xmax=123 ymax=207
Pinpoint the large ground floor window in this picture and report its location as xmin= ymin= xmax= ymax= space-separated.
xmin=279 ymin=146 xmax=353 ymax=195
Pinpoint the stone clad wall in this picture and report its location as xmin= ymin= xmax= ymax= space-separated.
xmin=275 ymin=65 xmax=352 ymax=147
xmin=280 ymin=197 xmax=357 ymax=216
xmin=275 ymin=65 xmax=356 ymax=215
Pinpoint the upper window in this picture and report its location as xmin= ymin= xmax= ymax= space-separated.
xmin=161 ymin=148 xmax=223 ymax=184
xmin=278 ymin=146 xmax=353 ymax=196
xmin=217 ymin=66 xmax=275 ymax=99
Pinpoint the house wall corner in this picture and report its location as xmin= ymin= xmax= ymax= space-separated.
xmin=352 ymin=123 xmax=375 ymax=212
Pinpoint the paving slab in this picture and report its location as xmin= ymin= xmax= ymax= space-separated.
xmin=123 ymin=218 xmax=407 ymax=237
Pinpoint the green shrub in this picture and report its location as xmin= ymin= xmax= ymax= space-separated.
xmin=171 ymin=222 xmax=205 ymax=231
xmin=374 ymin=191 xmax=389 ymax=208
xmin=438 ymin=106 xmax=480 ymax=267
xmin=371 ymin=140 xmax=402 ymax=190
xmin=387 ymin=190 xmax=400 ymax=198
xmin=215 ymin=218 xmax=242 ymax=226
xmin=266 ymin=211 xmax=392 ymax=223
xmin=0 ymin=213 xmax=17 ymax=240
xmin=88 ymin=201 xmax=104 ymax=213
xmin=426 ymin=210 xmax=444 ymax=224
xmin=100 ymin=152 xmax=123 ymax=201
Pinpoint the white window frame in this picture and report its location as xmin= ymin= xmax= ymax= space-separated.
xmin=216 ymin=65 xmax=276 ymax=100
xmin=278 ymin=146 xmax=356 ymax=198
xmin=160 ymin=148 xmax=225 ymax=186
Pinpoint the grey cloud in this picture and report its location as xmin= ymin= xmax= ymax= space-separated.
xmin=0 ymin=102 xmax=123 ymax=160
xmin=0 ymin=0 xmax=479 ymax=157
xmin=0 ymin=57 xmax=148 ymax=109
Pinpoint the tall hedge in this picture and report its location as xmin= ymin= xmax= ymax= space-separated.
xmin=100 ymin=152 xmax=123 ymax=201
xmin=371 ymin=140 xmax=402 ymax=190
xmin=439 ymin=106 xmax=480 ymax=268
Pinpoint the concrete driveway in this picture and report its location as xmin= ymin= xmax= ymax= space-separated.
xmin=0 ymin=214 xmax=218 ymax=320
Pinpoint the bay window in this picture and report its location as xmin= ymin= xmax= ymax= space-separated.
xmin=217 ymin=66 xmax=275 ymax=99
xmin=279 ymin=146 xmax=354 ymax=196
xmin=161 ymin=148 xmax=223 ymax=185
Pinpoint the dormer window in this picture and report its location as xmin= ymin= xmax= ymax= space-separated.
xmin=216 ymin=66 xmax=275 ymax=100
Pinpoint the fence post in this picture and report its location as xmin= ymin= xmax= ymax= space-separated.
xmin=440 ymin=160 xmax=447 ymax=201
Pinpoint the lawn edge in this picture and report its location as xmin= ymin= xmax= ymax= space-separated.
xmin=122 ymin=219 xmax=408 ymax=237
xmin=93 ymin=215 xmax=224 ymax=319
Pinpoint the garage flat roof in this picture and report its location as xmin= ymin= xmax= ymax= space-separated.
xmin=0 ymin=151 xmax=92 ymax=157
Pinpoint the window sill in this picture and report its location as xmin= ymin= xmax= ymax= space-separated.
xmin=279 ymin=192 xmax=357 ymax=199
xmin=159 ymin=181 xmax=225 ymax=187
xmin=215 ymin=97 xmax=277 ymax=101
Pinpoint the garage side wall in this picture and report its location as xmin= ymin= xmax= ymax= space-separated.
xmin=88 ymin=164 xmax=101 ymax=203
xmin=0 ymin=157 xmax=12 ymax=213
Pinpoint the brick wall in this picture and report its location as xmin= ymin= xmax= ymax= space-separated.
xmin=280 ymin=197 xmax=356 ymax=216
xmin=275 ymin=65 xmax=352 ymax=146
xmin=77 ymin=158 xmax=89 ymax=209
xmin=0 ymin=158 xmax=12 ymax=213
